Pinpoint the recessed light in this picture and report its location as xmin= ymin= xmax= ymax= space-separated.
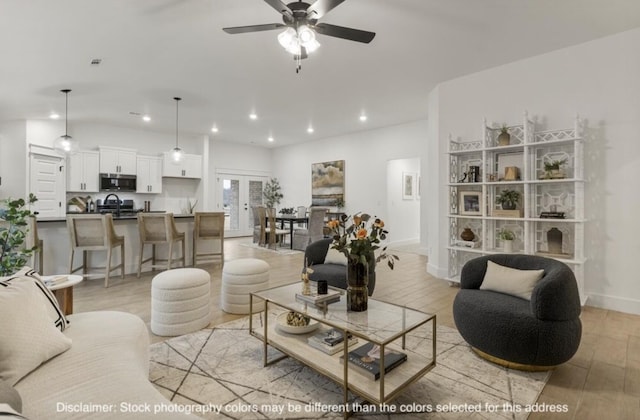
xmin=249 ymin=113 xmax=258 ymax=120
xmin=142 ymin=115 xmax=151 ymax=122
xmin=211 ymin=126 xmax=219 ymax=133
xmin=268 ymin=136 xmax=274 ymax=142
xmin=49 ymin=113 xmax=60 ymax=120
xmin=359 ymin=114 xmax=368 ymax=122
xmin=307 ymin=126 xmax=314 ymax=134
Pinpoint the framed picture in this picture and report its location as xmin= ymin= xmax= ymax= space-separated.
xmin=402 ymin=172 xmax=415 ymax=200
xmin=416 ymin=175 xmax=421 ymax=200
xmin=459 ymin=191 xmax=482 ymax=215
xmin=311 ymin=160 xmax=345 ymax=206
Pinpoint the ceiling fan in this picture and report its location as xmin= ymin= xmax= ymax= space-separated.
xmin=223 ymin=0 xmax=375 ymax=71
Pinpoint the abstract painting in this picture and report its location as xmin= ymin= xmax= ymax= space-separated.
xmin=311 ymin=160 xmax=345 ymax=206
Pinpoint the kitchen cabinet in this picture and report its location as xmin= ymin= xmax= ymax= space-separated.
xmin=67 ymin=150 xmax=99 ymax=192
xmin=136 ymin=155 xmax=162 ymax=193
xmin=162 ymin=152 xmax=202 ymax=179
xmin=99 ymin=146 xmax=137 ymax=175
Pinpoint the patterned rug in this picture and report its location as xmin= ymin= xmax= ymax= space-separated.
xmin=150 ymin=316 xmax=550 ymax=419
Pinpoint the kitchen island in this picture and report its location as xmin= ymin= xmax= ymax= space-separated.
xmin=35 ymin=214 xmax=215 ymax=280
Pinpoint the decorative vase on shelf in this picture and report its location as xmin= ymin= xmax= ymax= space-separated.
xmin=460 ymin=228 xmax=475 ymax=242
xmin=347 ymin=260 xmax=369 ymax=312
xmin=503 ymin=239 xmax=514 ymax=253
xmin=498 ymin=127 xmax=511 ymax=146
xmin=547 ymin=227 xmax=563 ymax=254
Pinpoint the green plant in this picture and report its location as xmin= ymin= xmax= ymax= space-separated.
xmin=544 ymin=158 xmax=568 ymax=171
xmin=499 ymin=124 xmax=509 ymax=135
xmin=497 ymin=228 xmax=515 ymax=241
xmin=495 ymin=189 xmax=521 ymax=208
xmin=0 ymin=194 xmax=38 ymax=276
xmin=334 ymin=197 xmax=345 ymax=210
xmin=328 ymin=213 xmax=399 ymax=269
xmin=186 ymin=198 xmax=198 ymax=214
xmin=263 ymin=178 xmax=284 ymax=208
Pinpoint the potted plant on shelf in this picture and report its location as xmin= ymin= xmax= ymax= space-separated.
xmin=497 ymin=124 xmax=510 ymax=146
xmin=543 ymin=158 xmax=568 ymax=179
xmin=497 ymin=228 xmax=515 ymax=253
xmin=495 ymin=189 xmax=520 ymax=210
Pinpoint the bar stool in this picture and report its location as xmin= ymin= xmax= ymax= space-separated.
xmin=193 ymin=212 xmax=225 ymax=267
xmin=66 ymin=214 xmax=125 ymax=288
xmin=26 ymin=216 xmax=44 ymax=274
xmin=137 ymin=213 xmax=185 ymax=277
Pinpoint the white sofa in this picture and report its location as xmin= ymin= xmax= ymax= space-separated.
xmin=13 ymin=311 xmax=199 ymax=419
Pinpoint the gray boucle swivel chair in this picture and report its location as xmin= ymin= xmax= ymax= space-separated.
xmin=303 ymin=238 xmax=376 ymax=296
xmin=453 ymin=254 xmax=582 ymax=371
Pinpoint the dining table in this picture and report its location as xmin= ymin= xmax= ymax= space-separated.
xmin=274 ymin=215 xmax=309 ymax=249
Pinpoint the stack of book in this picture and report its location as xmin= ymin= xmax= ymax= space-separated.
xmin=42 ymin=275 xmax=68 ymax=287
xmin=340 ymin=342 xmax=407 ymax=380
xmin=307 ymin=328 xmax=358 ymax=355
xmin=295 ymin=288 xmax=342 ymax=306
xmin=540 ymin=211 xmax=566 ymax=219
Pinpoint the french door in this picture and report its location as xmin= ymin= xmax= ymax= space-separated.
xmin=217 ymin=173 xmax=267 ymax=237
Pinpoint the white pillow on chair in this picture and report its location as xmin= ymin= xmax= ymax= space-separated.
xmin=324 ymin=247 xmax=347 ymax=266
xmin=480 ymin=260 xmax=545 ymax=300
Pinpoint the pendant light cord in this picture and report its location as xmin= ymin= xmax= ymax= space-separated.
xmin=174 ymin=97 xmax=181 ymax=148
xmin=61 ymin=89 xmax=71 ymax=137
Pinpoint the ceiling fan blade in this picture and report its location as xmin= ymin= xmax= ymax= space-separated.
xmin=223 ymin=23 xmax=285 ymax=34
xmin=314 ymin=23 xmax=376 ymax=43
xmin=306 ymin=0 xmax=345 ymax=19
xmin=263 ymin=0 xmax=292 ymax=16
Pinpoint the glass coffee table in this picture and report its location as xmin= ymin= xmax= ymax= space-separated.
xmin=249 ymin=282 xmax=436 ymax=413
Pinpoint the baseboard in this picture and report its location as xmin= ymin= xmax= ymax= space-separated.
xmin=426 ymin=262 xmax=448 ymax=280
xmin=587 ymin=292 xmax=640 ymax=316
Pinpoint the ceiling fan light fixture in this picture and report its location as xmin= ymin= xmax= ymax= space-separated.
xmin=53 ymin=89 xmax=80 ymax=156
xmin=278 ymin=27 xmax=297 ymax=49
xmin=297 ymin=25 xmax=315 ymax=44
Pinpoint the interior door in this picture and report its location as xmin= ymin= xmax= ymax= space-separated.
xmin=217 ymin=174 xmax=266 ymax=237
xmin=29 ymin=153 xmax=65 ymax=217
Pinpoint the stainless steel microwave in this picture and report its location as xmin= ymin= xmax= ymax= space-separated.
xmin=99 ymin=173 xmax=137 ymax=192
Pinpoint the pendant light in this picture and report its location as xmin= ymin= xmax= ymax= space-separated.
xmin=170 ymin=97 xmax=184 ymax=164
xmin=53 ymin=89 xmax=80 ymax=156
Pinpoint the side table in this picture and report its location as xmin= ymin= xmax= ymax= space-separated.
xmin=43 ymin=275 xmax=84 ymax=315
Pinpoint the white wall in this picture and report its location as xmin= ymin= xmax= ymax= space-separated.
xmin=386 ymin=158 xmax=421 ymax=245
xmin=272 ymin=120 xmax=427 ymax=243
xmin=426 ymin=28 xmax=640 ymax=314
xmin=0 ymin=121 xmax=27 ymax=199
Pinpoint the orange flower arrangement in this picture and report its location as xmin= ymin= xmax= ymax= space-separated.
xmin=329 ymin=213 xmax=398 ymax=269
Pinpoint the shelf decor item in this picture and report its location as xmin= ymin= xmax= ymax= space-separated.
xmin=460 ymin=228 xmax=475 ymax=241
xmin=459 ymin=191 xmax=482 ymax=216
xmin=495 ymin=189 xmax=521 ymax=210
xmin=328 ymin=213 xmax=398 ymax=312
xmin=497 ymin=125 xmax=511 ymax=146
xmin=498 ymin=228 xmax=515 ymax=253
xmin=543 ymin=158 xmax=568 ymax=179
xmin=547 ymin=227 xmax=563 ymax=254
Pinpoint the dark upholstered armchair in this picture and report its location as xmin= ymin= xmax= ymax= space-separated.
xmin=453 ymin=254 xmax=582 ymax=370
xmin=303 ymin=238 xmax=376 ymax=296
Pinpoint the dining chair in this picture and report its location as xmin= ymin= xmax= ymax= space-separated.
xmin=66 ymin=214 xmax=125 ymax=288
xmin=137 ymin=213 xmax=185 ymax=277
xmin=292 ymin=207 xmax=327 ymax=251
xmin=265 ymin=207 xmax=290 ymax=248
xmin=296 ymin=206 xmax=307 ymax=227
xmin=252 ymin=205 xmax=265 ymax=244
xmin=193 ymin=212 xmax=225 ymax=267
xmin=26 ymin=216 xmax=44 ymax=274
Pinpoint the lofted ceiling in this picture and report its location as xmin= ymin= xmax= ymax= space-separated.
xmin=1 ymin=0 xmax=639 ymax=147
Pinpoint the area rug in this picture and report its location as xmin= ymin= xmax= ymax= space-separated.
xmin=150 ymin=316 xmax=550 ymax=419
xmin=240 ymin=242 xmax=303 ymax=256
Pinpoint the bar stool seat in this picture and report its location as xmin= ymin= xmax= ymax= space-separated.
xmin=66 ymin=214 xmax=125 ymax=288
xmin=137 ymin=213 xmax=185 ymax=277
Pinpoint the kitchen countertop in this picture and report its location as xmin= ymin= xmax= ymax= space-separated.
xmin=36 ymin=213 xmax=195 ymax=223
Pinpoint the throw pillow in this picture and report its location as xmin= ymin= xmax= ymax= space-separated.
xmin=0 ymin=267 xmax=68 ymax=331
xmin=0 ymin=280 xmax=72 ymax=386
xmin=324 ymin=247 xmax=347 ymax=266
xmin=480 ymin=260 xmax=545 ymax=300
xmin=0 ymin=379 xmax=22 ymax=413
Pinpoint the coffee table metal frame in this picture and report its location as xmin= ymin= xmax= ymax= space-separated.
xmin=249 ymin=282 xmax=436 ymax=415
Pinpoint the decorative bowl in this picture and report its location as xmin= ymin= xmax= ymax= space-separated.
xmin=275 ymin=312 xmax=319 ymax=335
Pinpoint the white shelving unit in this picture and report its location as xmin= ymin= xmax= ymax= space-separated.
xmin=446 ymin=112 xmax=586 ymax=304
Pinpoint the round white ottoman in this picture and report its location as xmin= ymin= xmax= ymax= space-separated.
xmin=151 ymin=268 xmax=211 ymax=336
xmin=221 ymin=258 xmax=269 ymax=314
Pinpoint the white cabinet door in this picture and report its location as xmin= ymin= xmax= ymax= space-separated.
xmin=162 ymin=152 xmax=202 ymax=179
xmin=118 ymin=150 xmax=137 ymax=175
xmin=30 ymin=153 xmax=65 ymax=217
xmin=99 ymin=147 xmax=137 ymax=175
xmin=67 ymin=151 xmax=99 ymax=192
xmin=136 ymin=156 xmax=162 ymax=193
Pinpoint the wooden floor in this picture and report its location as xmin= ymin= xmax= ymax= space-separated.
xmin=73 ymin=237 xmax=640 ymax=419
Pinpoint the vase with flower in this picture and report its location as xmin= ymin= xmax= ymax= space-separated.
xmin=328 ymin=213 xmax=398 ymax=312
